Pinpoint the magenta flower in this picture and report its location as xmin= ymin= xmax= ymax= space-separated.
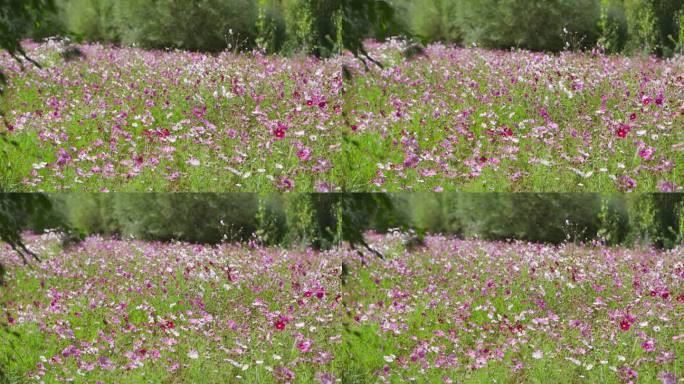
xmin=276 ymin=176 xmax=294 ymax=191
xmin=297 ymin=148 xmax=311 ymax=162
xmin=274 ymin=126 xmax=286 ymax=140
xmin=616 ymin=124 xmax=630 ymax=138
xmin=641 ymin=340 xmax=655 ymax=352
xmin=619 ymin=319 xmax=631 ymax=331
xmin=638 ymin=147 xmax=655 ymax=161
xmin=296 ymin=340 xmax=312 ymax=353
xmin=618 ymin=176 xmax=636 ymax=191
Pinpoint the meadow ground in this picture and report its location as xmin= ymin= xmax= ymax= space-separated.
xmin=0 ymin=234 xmax=344 ymax=383
xmin=1 ymin=233 xmax=682 ymax=383
xmin=1 ymin=40 xmax=682 ymax=192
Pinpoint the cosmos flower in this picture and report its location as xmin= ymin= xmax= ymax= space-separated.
xmin=297 ymin=148 xmax=312 ymax=162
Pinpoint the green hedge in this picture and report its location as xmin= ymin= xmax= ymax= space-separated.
xmin=6 ymin=193 xmax=684 ymax=249
xmin=22 ymin=0 xmax=684 ymax=57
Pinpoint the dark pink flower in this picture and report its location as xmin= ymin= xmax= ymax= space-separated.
xmin=274 ymin=126 xmax=286 ymax=140
xmin=296 ymin=340 xmax=312 ymax=353
xmin=620 ymin=319 xmax=631 ymax=331
xmin=616 ymin=124 xmax=630 ymax=138
xmin=641 ymin=340 xmax=655 ymax=352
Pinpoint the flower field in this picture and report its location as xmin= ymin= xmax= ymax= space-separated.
xmin=1 ymin=40 xmax=682 ymax=192
xmin=0 ymin=234 xmax=344 ymax=383
xmin=1 ymin=233 xmax=682 ymax=383
xmin=344 ymin=234 xmax=683 ymax=383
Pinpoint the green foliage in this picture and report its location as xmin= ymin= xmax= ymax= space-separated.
xmin=96 ymin=194 xmax=260 ymax=243
xmin=283 ymin=0 xmax=403 ymax=63
xmin=0 ymin=0 xmax=56 ymax=96
xmin=596 ymin=195 xmax=629 ymax=245
xmin=625 ymin=194 xmax=684 ymax=248
xmin=0 ymin=194 xmax=54 ymax=272
xmin=256 ymin=0 xmax=287 ymax=53
xmin=624 ymin=0 xmax=658 ymax=55
xmin=394 ymin=0 xmax=463 ymax=44
xmin=406 ymin=193 xmax=463 ymax=235
xmin=598 ymin=0 xmax=629 ymax=53
xmin=280 ymin=194 xmax=397 ymax=257
xmin=623 ymin=0 xmax=684 ymax=56
xmin=280 ymin=194 xmax=316 ymax=248
xmin=54 ymin=0 xmax=259 ymax=52
xmin=459 ymin=0 xmax=601 ymax=52
xmin=455 ymin=194 xmax=602 ymax=243
xmin=254 ymin=195 xmax=287 ymax=245
xmin=56 ymin=194 xmax=119 ymax=235
xmin=0 ymin=0 xmax=56 ymax=59
xmin=59 ymin=0 xmax=119 ymax=43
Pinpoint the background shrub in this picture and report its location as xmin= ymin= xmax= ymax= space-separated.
xmin=14 ymin=0 xmax=684 ymax=57
xmin=3 ymin=194 xmax=683 ymax=250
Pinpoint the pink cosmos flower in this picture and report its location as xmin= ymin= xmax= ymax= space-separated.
xmin=658 ymin=181 xmax=678 ymax=192
xmin=274 ymin=126 xmax=286 ymax=140
xmin=315 ymin=372 xmax=335 ymax=384
xmin=618 ymin=176 xmax=636 ymax=191
xmin=616 ymin=124 xmax=630 ymax=138
xmin=276 ymin=367 xmax=295 ymax=382
xmin=297 ymin=148 xmax=311 ymax=162
xmin=277 ymin=176 xmax=294 ymax=191
xmin=641 ymin=340 xmax=655 ymax=352
xmin=638 ymin=147 xmax=655 ymax=161
xmin=620 ymin=319 xmax=631 ymax=331
xmin=296 ymin=340 xmax=312 ymax=353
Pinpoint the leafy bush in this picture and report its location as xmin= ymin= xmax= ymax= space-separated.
xmin=596 ymin=195 xmax=630 ymax=245
xmin=256 ymin=0 xmax=288 ymax=53
xmin=53 ymin=0 xmax=259 ymax=52
xmin=59 ymin=0 xmax=119 ymax=43
xmin=459 ymin=0 xmax=601 ymax=52
xmin=0 ymin=0 xmax=56 ymax=91
xmin=282 ymin=0 xmax=402 ymax=61
xmin=116 ymin=0 xmax=258 ymax=52
xmin=623 ymin=0 xmax=684 ymax=56
xmin=625 ymin=194 xmax=684 ymax=248
xmin=394 ymin=0 xmax=463 ymax=44
xmin=56 ymin=194 xmax=264 ymax=244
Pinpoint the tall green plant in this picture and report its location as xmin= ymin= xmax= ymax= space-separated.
xmin=256 ymin=0 xmax=287 ymax=53
xmin=598 ymin=0 xmax=629 ymax=53
xmin=597 ymin=195 xmax=629 ymax=245
xmin=624 ymin=0 xmax=658 ymax=55
xmin=61 ymin=0 xmax=119 ymax=43
xmin=283 ymin=0 xmax=402 ymax=65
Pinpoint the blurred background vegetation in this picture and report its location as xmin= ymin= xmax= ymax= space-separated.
xmin=2 ymin=193 xmax=683 ymax=252
xmin=6 ymin=0 xmax=684 ymax=57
